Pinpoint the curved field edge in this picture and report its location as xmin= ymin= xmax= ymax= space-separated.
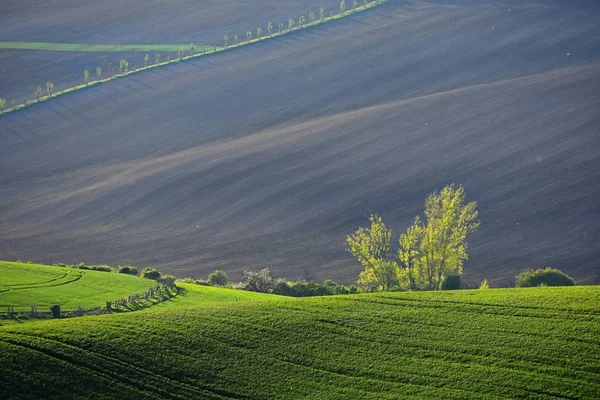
xmin=0 ymin=286 xmax=598 ymax=399
xmin=0 ymin=0 xmax=388 ymax=116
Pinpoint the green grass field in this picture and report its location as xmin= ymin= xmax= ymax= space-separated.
xmin=0 ymin=42 xmax=207 ymax=52
xmin=1 ymin=281 xmax=598 ymax=399
xmin=0 ymin=261 xmax=157 ymax=313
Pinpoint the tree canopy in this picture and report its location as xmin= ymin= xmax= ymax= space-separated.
xmin=347 ymin=184 xmax=479 ymax=291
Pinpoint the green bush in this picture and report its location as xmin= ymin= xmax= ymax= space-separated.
xmin=118 ymin=265 xmax=138 ymax=275
xmin=50 ymin=304 xmax=61 ymax=318
xmin=88 ymin=265 xmax=114 ymax=272
xmin=158 ymin=274 xmax=176 ymax=287
xmin=515 ymin=268 xmax=575 ymax=287
xmin=207 ymin=270 xmax=230 ymax=286
xmin=141 ymin=268 xmax=162 ymax=280
xmin=441 ymin=275 xmax=462 ymax=290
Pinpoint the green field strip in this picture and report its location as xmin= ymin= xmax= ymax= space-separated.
xmin=202 ymin=304 xmax=589 ymax=399
xmin=5 ymin=271 xmax=70 ymax=288
xmin=0 ymin=42 xmax=209 ymax=52
xmin=0 ymin=0 xmax=390 ymax=116
xmin=5 ymin=271 xmax=83 ymax=292
xmin=0 ymin=334 xmax=179 ymax=400
xmin=1 ymin=331 xmax=245 ymax=399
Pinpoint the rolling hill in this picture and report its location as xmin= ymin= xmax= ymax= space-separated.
xmin=0 ymin=261 xmax=157 ymax=314
xmin=1 ymin=286 xmax=599 ymax=399
xmin=0 ymin=261 xmax=279 ymax=326
xmin=1 ymin=0 xmax=599 ymax=285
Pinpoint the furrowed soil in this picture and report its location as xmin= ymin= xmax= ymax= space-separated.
xmin=0 ymin=286 xmax=599 ymax=399
xmin=1 ymin=0 xmax=600 ymax=284
xmin=0 ymin=0 xmax=342 ymax=101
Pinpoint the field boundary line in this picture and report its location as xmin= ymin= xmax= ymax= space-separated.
xmin=0 ymin=0 xmax=390 ymax=116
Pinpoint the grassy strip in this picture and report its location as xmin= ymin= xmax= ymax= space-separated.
xmin=0 ymin=286 xmax=598 ymax=399
xmin=0 ymin=42 xmax=207 ymax=52
xmin=0 ymin=0 xmax=389 ymax=116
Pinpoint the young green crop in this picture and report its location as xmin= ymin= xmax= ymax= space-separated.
xmin=1 ymin=285 xmax=598 ymax=399
xmin=0 ymin=261 xmax=156 ymax=312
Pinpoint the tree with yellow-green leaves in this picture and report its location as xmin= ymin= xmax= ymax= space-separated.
xmin=340 ymin=0 xmax=347 ymax=15
xmin=84 ymin=68 xmax=90 ymax=84
xmin=267 ymin=22 xmax=273 ymax=35
xmin=347 ymin=184 xmax=479 ymax=291
xmin=46 ymin=81 xmax=54 ymax=97
xmin=35 ymin=86 xmax=43 ymax=101
xmin=0 ymin=98 xmax=6 ymax=111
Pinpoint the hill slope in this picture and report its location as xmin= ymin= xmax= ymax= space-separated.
xmin=0 ymin=0 xmax=343 ymax=102
xmin=0 ymin=261 xmax=156 ymax=314
xmin=1 ymin=286 xmax=599 ymax=399
xmin=1 ymin=0 xmax=599 ymax=284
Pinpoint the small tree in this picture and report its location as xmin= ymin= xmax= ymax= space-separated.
xmin=155 ymin=53 xmax=160 ymax=65
xmin=309 ymin=11 xmax=315 ymax=24
xmin=207 ymin=270 xmax=230 ymax=286
xmin=257 ymin=27 xmax=263 ymax=39
xmin=278 ymin=22 xmax=284 ymax=33
xmin=224 ymin=34 xmax=229 ymax=47
xmin=267 ymin=21 xmax=273 ymax=35
xmin=353 ymin=0 xmax=358 ymax=9
xmin=0 ymin=98 xmax=5 ymax=111
xmin=234 ymin=34 xmax=239 ymax=44
xmin=35 ymin=86 xmax=42 ymax=101
xmin=320 ymin=6 xmax=325 ymax=21
xmin=119 ymin=59 xmax=129 ymax=74
xmin=244 ymin=268 xmax=277 ymax=293
xmin=299 ymin=16 xmax=305 ymax=27
xmin=178 ymin=47 xmax=184 ymax=60
xmin=340 ymin=0 xmax=347 ymax=15
xmin=288 ymin=17 xmax=296 ymax=30
xmin=46 ymin=81 xmax=54 ymax=97
xmin=479 ymin=279 xmax=489 ymax=290
xmin=347 ymin=214 xmax=403 ymax=291
xmin=50 ymin=304 xmax=61 ymax=318
xmin=141 ymin=267 xmax=161 ymax=280
xmin=246 ymin=31 xmax=252 ymax=41
xmin=96 ymin=66 xmax=102 ymax=80
xmin=84 ymin=68 xmax=90 ymax=84
xmin=144 ymin=54 xmax=149 ymax=67
xmin=190 ymin=43 xmax=195 ymax=55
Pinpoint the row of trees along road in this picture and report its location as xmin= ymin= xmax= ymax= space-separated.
xmin=347 ymin=184 xmax=479 ymax=291
xmin=1 ymin=1 xmax=387 ymax=112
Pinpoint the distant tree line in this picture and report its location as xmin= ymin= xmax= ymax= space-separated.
xmin=180 ymin=268 xmax=358 ymax=297
xmin=1 ymin=1 xmax=389 ymax=115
